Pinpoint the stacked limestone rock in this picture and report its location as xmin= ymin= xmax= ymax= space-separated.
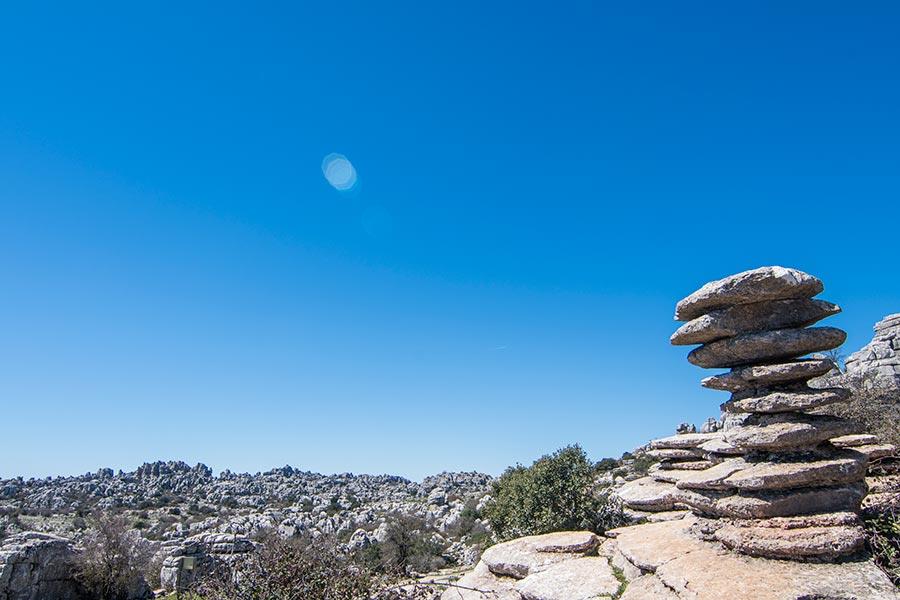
xmin=845 ymin=313 xmax=900 ymax=388
xmin=669 ymin=266 xmax=869 ymax=560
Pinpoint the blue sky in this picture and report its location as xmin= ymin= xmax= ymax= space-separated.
xmin=1 ymin=2 xmax=898 ymax=480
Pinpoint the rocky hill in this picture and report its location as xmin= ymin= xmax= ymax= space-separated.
xmin=0 ymin=463 xmax=492 ymax=564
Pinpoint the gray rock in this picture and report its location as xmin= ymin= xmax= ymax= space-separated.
xmin=722 ymin=387 xmax=849 ymax=413
xmin=0 ymin=533 xmax=84 ymax=600
xmin=675 ymin=266 xmax=824 ymax=321
xmin=724 ymin=413 xmax=860 ymax=451
xmin=721 ymin=453 xmax=867 ymax=491
xmin=515 ymin=556 xmax=620 ymax=600
xmin=688 ymin=327 xmax=847 ymax=369
xmin=671 ymin=298 xmax=840 ymax=345
xmin=702 ymin=359 xmax=834 ymax=392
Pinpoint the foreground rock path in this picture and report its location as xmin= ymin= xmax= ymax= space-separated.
xmin=440 ymin=531 xmax=620 ymax=600
xmin=442 ymin=519 xmax=899 ymax=599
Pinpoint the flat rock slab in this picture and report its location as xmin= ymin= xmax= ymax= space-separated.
xmin=675 ymin=458 xmax=748 ymax=491
xmin=674 ymin=266 xmax=824 ymax=322
xmin=724 ymin=413 xmax=859 ymax=451
xmin=693 ymin=483 xmax=867 ymax=519
xmin=439 ymin=561 xmax=520 ymax=600
xmin=609 ymin=518 xmax=899 ymax=599
xmin=480 ymin=531 xmax=600 ymax=579
xmin=616 ymin=477 xmax=680 ymax=512
xmin=656 ymin=542 xmax=899 ymax=600
xmin=714 ymin=523 xmax=866 ymax=560
xmin=723 ymin=387 xmax=849 ymax=413
xmin=620 ymin=574 xmax=679 ymax=600
xmin=851 ymin=443 xmax=897 ymax=460
xmin=702 ymin=359 xmax=834 ymax=392
xmin=609 ymin=518 xmax=705 ymax=572
xmin=721 ymin=454 xmax=866 ymax=491
xmin=516 ymin=557 xmax=620 ymax=600
xmin=671 ymin=299 xmax=840 ymax=346
xmin=650 ymin=433 xmax=722 ymax=450
xmin=646 ymin=448 xmax=703 ymax=460
xmin=658 ymin=460 xmax=716 ymax=471
xmin=831 ymin=433 xmax=880 ymax=447
xmin=688 ymin=327 xmax=846 ymax=369
xmin=697 ymin=438 xmax=744 ymax=455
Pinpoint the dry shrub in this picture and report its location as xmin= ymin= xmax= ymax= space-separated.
xmin=75 ymin=512 xmax=152 ymax=600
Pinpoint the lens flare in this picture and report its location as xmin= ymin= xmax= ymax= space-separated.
xmin=322 ymin=153 xmax=358 ymax=191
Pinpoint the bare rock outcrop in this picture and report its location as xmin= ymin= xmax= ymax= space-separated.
xmin=0 ymin=533 xmax=83 ymax=600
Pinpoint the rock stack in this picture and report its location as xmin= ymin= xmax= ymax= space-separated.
xmin=669 ymin=266 xmax=869 ymax=560
xmin=845 ymin=312 xmax=900 ymax=388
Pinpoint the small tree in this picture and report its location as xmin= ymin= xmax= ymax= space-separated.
xmin=75 ymin=512 xmax=152 ymax=600
xmin=483 ymin=445 xmax=623 ymax=542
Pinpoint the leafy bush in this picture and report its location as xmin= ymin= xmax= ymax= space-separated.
xmin=483 ymin=445 xmax=625 ymax=542
xmin=75 ymin=512 xmax=152 ymax=600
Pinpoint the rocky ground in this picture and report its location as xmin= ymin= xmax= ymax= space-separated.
xmin=0 ymin=464 xmax=493 ymax=566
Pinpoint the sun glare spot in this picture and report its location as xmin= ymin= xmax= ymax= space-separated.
xmin=322 ymin=153 xmax=358 ymax=191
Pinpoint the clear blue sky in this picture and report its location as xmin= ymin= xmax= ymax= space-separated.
xmin=1 ymin=2 xmax=898 ymax=480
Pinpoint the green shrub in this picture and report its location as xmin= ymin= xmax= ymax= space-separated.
xmin=483 ymin=445 xmax=624 ymax=542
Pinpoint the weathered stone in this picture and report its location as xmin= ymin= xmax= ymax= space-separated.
xmin=439 ymin=561 xmax=519 ymax=600
xmin=851 ymin=443 xmax=896 ymax=460
xmin=650 ymin=432 xmax=722 ymax=450
xmin=714 ymin=523 xmax=866 ymax=560
xmin=671 ymin=298 xmax=840 ymax=345
xmin=702 ymin=359 xmax=834 ymax=392
xmin=657 ymin=460 xmax=716 ymax=471
xmin=727 ymin=511 xmax=861 ymax=529
xmin=845 ymin=312 xmax=900 ymax=389
xmin=646 ymin=448 xmax=703 ymax=460
xmin=622 ymin=508 xmax=691 ymax=523
xmin=723 ymin=387 xmax=849 ymax=413
xmin=675 ymin=458 xmax=748 ymax=491
xmin=724 ymin=413 xmax=859 ymax=451
xmin=697 ymin=438 xmax=744 ymax=455
xmin=609 ymin=517 xmax=704 ymax=572
xmin=721 ymin=454 xmax=866 ymax=491
xmin=616 ymin=477 xmax=680 ymax=512
xmin=479 ymin=531 xmax=599 ymax=579
xmin=655 ymin=542 xmax=899 ymax=600
xmin=688 ymin=327 xmax=847 ymax=369
xmin=608 ymin=517 xmax=899 ymax=598
xmin=610 ymin=544 xmax=643 ymax=581
xmin=0 ymin=533 xmax=86 ymax=600
xmin=515 ymin=557 xmax=620 ymax=600
xmin=619 ymin=574 xmax=679 ymax=600
xmin=674 ymin=266 xmax=824 ymax=322
xmin=831 ymin=433 xmax=879 ymax=448
xmin=707 ymin=483 xmax=866 ymax=519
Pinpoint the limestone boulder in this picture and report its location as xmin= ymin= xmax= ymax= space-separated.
xmin=713 ymin=523 xmax=866 ymax=560
xmin=616 ymin=477 xmax=681 ymax=512
xmin=479 ymin=531 xmax=599 ymax=579
xmin=702 ymin=359 xmax=833 ymax=392
xmin=0 ymin=533 xmax=85 ymax=600
xmin=515 ymin=557 xmax=620 ymax=600
xmin=723 ymin=413 xmax=859 ymax=451
xmin=671 ymin=299 xmax=840 ymax=345
xmin=688 ymin=327 xmax=846 ymax=369
xmin=674 ymin=266 xmax=824 ymax=321
xmin=721 ymin=453 xmax=866 ymax=491
xmin=723 ymin=387 xmax=849 ymax=413
xmin=650 ymin=433 xmax=722 ymax=449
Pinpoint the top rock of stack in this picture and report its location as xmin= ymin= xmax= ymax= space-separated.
xmin=674 ymin=266 xmax=824 ymax=322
